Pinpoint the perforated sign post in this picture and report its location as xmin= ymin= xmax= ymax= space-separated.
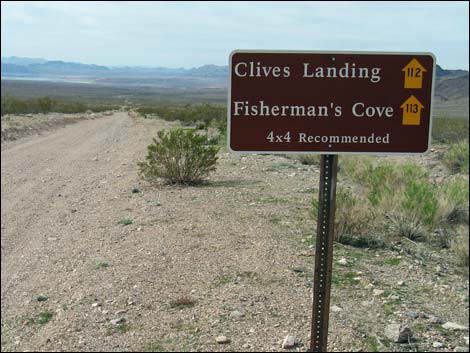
xmin=228 ymin=50 xmax=435 ymax=352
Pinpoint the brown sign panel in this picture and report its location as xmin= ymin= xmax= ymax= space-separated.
xmin=228 ymin=50 xmax=435 ymax=154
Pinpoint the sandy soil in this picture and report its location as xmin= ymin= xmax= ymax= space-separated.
xmin=1 ymin=112 xmax=468 ymax=352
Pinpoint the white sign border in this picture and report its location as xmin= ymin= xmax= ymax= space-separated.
xmin=227 ymin=49 xmax=436 ymax=156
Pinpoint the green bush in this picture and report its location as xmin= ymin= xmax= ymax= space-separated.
xmin=442 ymin=140 xmax=469 ymax=174
xmin=138 ymin=128 xmax=219 ymax=185
xmin=363 ymin=163 xmax=396 ymax=206
xmin=402 ymin=181 xmax=438 ymax=226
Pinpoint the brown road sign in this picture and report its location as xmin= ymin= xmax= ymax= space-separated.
xmin=228 ymin=50 xmax=435 ymax=154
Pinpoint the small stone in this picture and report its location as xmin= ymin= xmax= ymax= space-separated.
xmin=110 ymin=318 xmax=125 ymax=325
xmin=405 ymin=311 xmax=419 ymax=319
xmin=92 ymin=302 xmax=100 ymax=307
xmin=373 ymin=289 xmax=385 ymax=296
xmin=338 ymin=258 xmax=348 ymax=266
xmin=215 ymin=336 xmax=230 ymax=344
xmin=433 ymin=342 xmax=443 ymax=348
xmin=229 ymin=310 xmax=244 ymax=320
xmin=464 ymin=336 xmax=469 ymax=345
xmin=93 ymin=156 xmax=98 ymax=161
xmin=37 ymin=296 xmax=49 ymax=302
xmin=292 ymin=267 xmax=306 ymax=273
xmin=389 ymin=294 xmax=400 ymax=301
xmin=428 ymin=315 xmax=443 ymax=324
xmin=331 ymin=305 xmax=343 ymax=313
xmin=115 ymin=310 xmax=126 ymax=315
xmin=281 ymin=335 xmax=297 ymax=349
xmin=384 ymin=324 xmax=412 ymax=343
xmin=397 ymin=280 xmax=405 ymax=286
xmin=442 ymin=322 xmax=469 ymax=331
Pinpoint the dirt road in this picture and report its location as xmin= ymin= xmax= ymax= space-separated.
xmin=1 ymin=112 xmax=468 ymax=352
xmin=0 ymin=112 xmax=319 ymax=352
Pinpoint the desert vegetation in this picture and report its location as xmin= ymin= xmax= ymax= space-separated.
xmin=136 ymin=103 xmax=227 ymax=144
xmin=138 ymin=128 xmax=220 ymax=185
xmin=1 ymin=96 xmax=119 ymax=116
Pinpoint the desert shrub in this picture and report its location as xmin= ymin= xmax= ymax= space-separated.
xmin=339 ymin=155 xmax=373 ymax=180
xmin=442 ymin=140 xmax=469 ymax=174
xmin=432 ymin=117 xmax=469 ymax=144
xmin=451 ymin=226 xmax=469 ymax=267
xmin=210 ymin=117 xmax=227 ymax=144
xmin=313 ymin=189 xmax=383 ymax=248
xmin=295 ymin=154 xmax=321 ymax=166
xmin=402 ymin=181 xmax=438 ymax=226
xmin=37 ymin=97 xmax=54 ymax=113
xmin=1 ymin=96 xmax=117 ymax=115
xmin=387 ymin=212 xmax=427 ymax=241
xmin=437 ymin=175 xmax=469 ymax=224
xmin=138 ymin=128 xmax=219 ymax=185
xmin=137 ymin=103 xmax=226 ymax=127
xmin=363 ymin=163 xmax=397 ymax=206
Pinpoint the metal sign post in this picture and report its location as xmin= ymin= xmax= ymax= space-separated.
xmin=310 ymin=154 xmax=338 ymax=352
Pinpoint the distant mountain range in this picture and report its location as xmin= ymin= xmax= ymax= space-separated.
xmin=2 ymin=56 xmax=467 ymax=80
xmin=1 ymin=56 xmax=229 ymax=78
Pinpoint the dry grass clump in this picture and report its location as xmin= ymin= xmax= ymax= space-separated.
xmin=442 ymin=140 xmax=469 ymax=174
xmin=436 ymin=175 xmax=469 ymax=225
xmin=387 ymin=213 xmax=427 ymax=242
xmin=313 ymin=189 xmax=385 ymax=248
xmin=170 ymin=294 xmax=196 ymax=308
xmin=292 ymin=154 xmax=321 ymax=166
xmin=451 ymin=226 xmax=469 ymax=267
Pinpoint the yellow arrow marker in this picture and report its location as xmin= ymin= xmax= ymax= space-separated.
xmin=402 ymin=58 xmax=427 ymax=89
xmin=400 ymin=95 xmax=424 ymax=125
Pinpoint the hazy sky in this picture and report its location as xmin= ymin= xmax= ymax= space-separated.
xmin=2 ymin=1 xmax=469 ymax=69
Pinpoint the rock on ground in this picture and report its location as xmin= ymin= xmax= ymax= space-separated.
xmin=384 ymin=324 xmax=412 ymax=343
xmin=281 ymin=335 xmax=297 ymax=349
xmin=442 ymin=322 xmax=469 ymax=331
